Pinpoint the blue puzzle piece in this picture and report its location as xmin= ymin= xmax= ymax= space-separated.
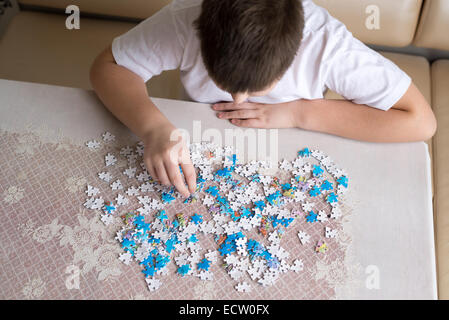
xmin=188 ymin=234 xmax=198 ymax=243
xmin=121 ymin=238 xmax=136 ymax=254
xmin=320 ymin=180 xmax=333 ymax=191
xmin=134 ymin=215 xmax=145 ymax=226
xmin=190 ymin=213 xmax=203 ymax=225
xmin=215 ymin=167 xmax=232 ymax=178
xmin=205 ymin=186 xmax=219 ymax=197
xmin=312 ymin=165 xmax=324 ymax=177
xmin=306 ymin=211 xmax=318 ymax=223
xmin=250 ymin=174 xmax=260 ymax=183
xmin=197 ymin=258 xmax=211 ymax=271
xmin=157 ymin=210 xmax=168 ymax=222
xmin=140 ymin=255 xmax=154 ymax=268
xmin=165 ymin=238 xmax=176 ymax=253
xmin=134 ymin=216 xmax=151 ymax=234
xmin=177 ymin=264 xmax=191 ymax=276
xmin=281 ymin=183 xmax=292 ymax=191
xmin=103 ymin=204 xmax=116 ymax=214
xmin=326 ymin=192 xmax=338 ymax=204
xmin=247 ymin=239 xmax=265 ymax=257
xmin=261 ymin=250 xmax=273 ymax=261
xmin=309 ymin=185 xmax=321 ymax=197
xmin=254 ymin=200 xmax=266 ymax=211
xmin=241 ymin=207 xmax=252 ymax=218
xmin=142 ymin=266 xmax=156 ymax=278
xmin=298 ymin=148 xmax=311 ymax=157
xmin=272 ymin=215 xmax=294 ymax=228
xmin=337 ymin=176 xmax=348 ymax=188
xmin=218 ymin=242 xmax=236 ymax=256
xmin=161 ymin=192 xmax=175 ymax=203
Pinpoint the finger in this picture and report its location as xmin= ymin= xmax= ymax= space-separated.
xmin=144 ymin=158 xmax=158 ymax=182
xmin=178 ymin=144 xmax=197 ymax=194
xmin=217 ymin=109 xmax=259 ymax=120
xmin=143 ymin=156 xmax=156 ymax=179
xmin=231 ymin=118 xmax=265 ymax=128
xmin=163 ymin=158 xmax=190 ymax=197
xmin=212 ymin=102 xmax=257 ymax=111
xmin=154 ymin=160 xmax=171 ymax=186
xmin=180 ymin=161 xmax=197 ymax=194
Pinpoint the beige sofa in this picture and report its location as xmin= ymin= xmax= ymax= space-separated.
xmin=0 ymin=0 xmax=448 ymax=298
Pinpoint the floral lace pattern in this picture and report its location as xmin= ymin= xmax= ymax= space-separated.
xmin=65 ymin=177 xmax=88 ymax=194
xmin=22 ymin=277 xmax=46 ymax=299
xmin=0 ymin=129 xmax=362 ymax=299
xmin=2 ymin=186 xmax=25 ymax=204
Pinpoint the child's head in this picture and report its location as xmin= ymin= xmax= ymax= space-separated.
xmin=194 ymin=0 xmax=304 ymax=100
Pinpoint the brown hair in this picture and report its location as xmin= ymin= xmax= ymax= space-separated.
xmin=194 ymin=0 xmax=304 ymax=94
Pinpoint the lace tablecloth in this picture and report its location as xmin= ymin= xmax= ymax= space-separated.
xmin=0 ymin=79 xmax=437 ymax=299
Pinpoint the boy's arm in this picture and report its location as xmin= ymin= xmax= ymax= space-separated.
xmin=292 ymin=82 xmax=437 ymax=142
xmin=90 ymin=45 xmax=196 ymax=197
xmin=213 ymin=82 xmax=437 ymax=143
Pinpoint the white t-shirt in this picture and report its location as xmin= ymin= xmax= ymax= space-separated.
xmin=112 ymin=0 xmax=411 ymax=111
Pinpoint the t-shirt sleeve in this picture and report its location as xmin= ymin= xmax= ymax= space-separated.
xmin=323 ymin=29 xmax=411 ymax=111
xmin=111 ymin=4 xmax=184 ymax=82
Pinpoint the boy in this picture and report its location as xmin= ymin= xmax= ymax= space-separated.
xmin=90 ymin=0 xmax=436 ymax=198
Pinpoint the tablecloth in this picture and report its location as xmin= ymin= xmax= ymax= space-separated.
xmin=0 ymin=79 xmax=437 ymax=299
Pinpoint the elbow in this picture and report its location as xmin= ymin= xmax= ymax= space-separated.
xmin=414 ymin=108 xmax=437 ymax=141
xmin=89 ymin=45 xmax=114 ymax=89
xmin=426 ymin=112 xmax=437 ymax=140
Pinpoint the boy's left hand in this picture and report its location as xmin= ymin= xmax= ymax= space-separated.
xmin=212 ymin=101 xmax=298 ymax=129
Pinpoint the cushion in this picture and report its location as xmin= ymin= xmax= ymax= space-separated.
xmin=18 ymin=0 xmax=171 ymax=20
xmin=0 ymin=11 xmax=184 ymax=100
xmin=313 ymin=0 xmax=423 ymax=47
xmin=431 ymin=59 xmax=449 ymax=299
xmin=413 ymin=0 xmax=449 ymax=51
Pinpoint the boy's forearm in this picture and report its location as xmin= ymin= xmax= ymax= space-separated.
xmin=90 ymin=46 xmax=197 ymax=196
xmin=292 ymin=98 xmax=434 ymax=143
xmin=89 ymin=46 xmax=170 ymax=140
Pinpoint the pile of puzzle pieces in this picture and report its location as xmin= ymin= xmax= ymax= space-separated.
xmin=84 ymin=132 xmax=349 ymax=292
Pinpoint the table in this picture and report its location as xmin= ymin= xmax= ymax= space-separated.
xmin=0 ymin=79 xmax=437 ymax=299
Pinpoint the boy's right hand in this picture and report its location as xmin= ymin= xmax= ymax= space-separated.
xmin=142 ymin=121 xmax=196 ymax=198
